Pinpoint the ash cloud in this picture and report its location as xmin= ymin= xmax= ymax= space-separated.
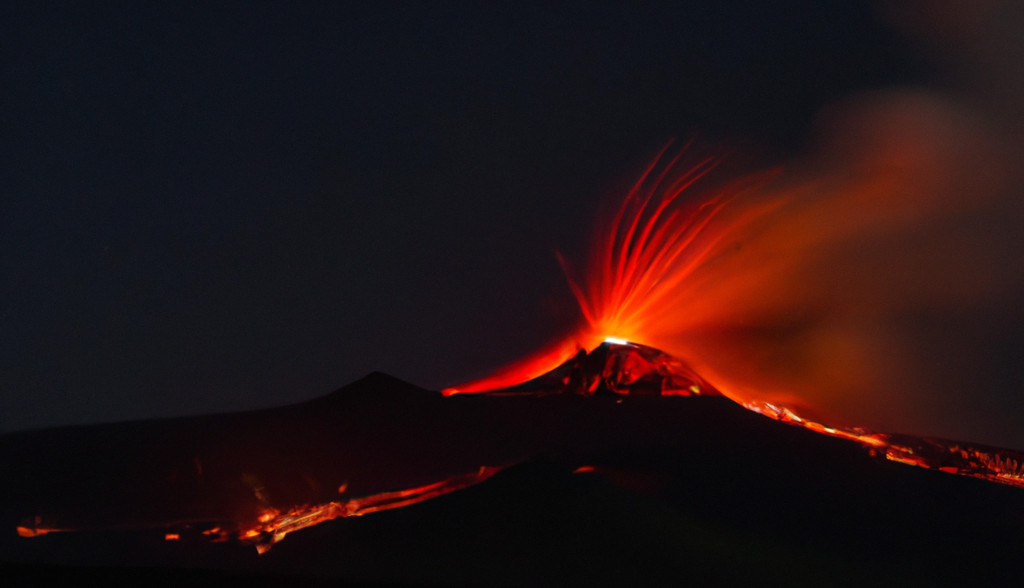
xmin=677 ymin=1 xmax=1024 ymax=448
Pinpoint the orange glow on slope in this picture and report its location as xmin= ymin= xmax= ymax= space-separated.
xmin=445 ymin=146 xmax=777 ymax=397
xmin=743 ymin=398 xmax=1024 ymax=488
xmin=16 ymin=525 xmax=60 ymax=537
xmin=239 ymin=466 xmax=501 ymax=553
xmin=442 ymin=336 xmax=600 ymax=395
xmin=445 ymin=141 xmax=1024 ymax=488
xmin=447 ymin=147 xmax=780 ymax=400
xmin=453 ymin=114 xmax=1024 ymax=448
xmin=14 ymin=468 xmax=502 ymax=552
xmin=565 ymin=98 xmax=1023 ymax=449
xmin=16 ymin=515 xmax=70 ymax=537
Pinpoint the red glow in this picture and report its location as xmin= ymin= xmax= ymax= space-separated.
xmin=442 ymin=336 xmax=599 ymax=395
xmin=446 ymin=145 xmax=1024 ymax=488
xmin=565 ymin=150 xmax=767 ymax=350
xmin=16 ymin=526 xmax=55 ymax=538
xmin=447 ymin=147 xmax=780 ymax=403
xmin=14 ymin=140 xmax=1020 ymax=553
xmin=239 ymin=466 xmax=501 ymax=553
xmin=14 ymin=467 xmax=503 ymax=552
xmin=16 ymin=516 xmax=69 ymax=538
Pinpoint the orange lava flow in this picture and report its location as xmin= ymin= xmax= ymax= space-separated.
xmin=239 ymin=466 xmax=501 ymax=553
xmin=16 ymin=525 xmax=61 ymax=538
xmin=14 ymin=468 xmax=503 ymax=552
xmin=15 ymin=515 xmax=72 ymax=538
xmin=445 ymin=145 xmax=1024 ymax=489
xmin=442 ymin=336 xmax=599 ymax=395
xmin=743 ymin=398 xmax=1024 ymax=489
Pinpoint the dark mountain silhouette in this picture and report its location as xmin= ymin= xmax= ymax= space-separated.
xmin=3 ymin=360 xmax=1023 ymax=585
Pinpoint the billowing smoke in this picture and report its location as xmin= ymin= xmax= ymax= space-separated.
xmin=452 ymin=2 xmax=1024 ymax=450
xmin=614 ymin=1 xmax=1024 ymax=448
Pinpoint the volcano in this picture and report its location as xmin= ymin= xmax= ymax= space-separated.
xmin=3 ymin=342 xmax=1023 ymax=585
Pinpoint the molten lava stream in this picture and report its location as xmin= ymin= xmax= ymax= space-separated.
xmin=14 ymin=147 xmax=1023 ymax=556
xmin=445 ymin=146 xmax=1024 ymax=490
xmin=239 ymin=467 xmax=501 ymax=554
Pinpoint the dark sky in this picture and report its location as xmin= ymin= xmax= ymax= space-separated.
xmin=2 ymin=1 xmax=913 ymax=431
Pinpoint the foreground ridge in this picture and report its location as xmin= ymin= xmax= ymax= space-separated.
xmin=481 ymin=340 xmax=1024 ymax=490
xmin=9 ymin=342 xmax=1023 ymax=556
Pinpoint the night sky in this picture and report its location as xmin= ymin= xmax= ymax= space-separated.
xmin=3 ymin=2 xmax=923 ymax=431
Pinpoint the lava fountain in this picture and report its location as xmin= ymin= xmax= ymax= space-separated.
xmin=9 ymin=139 xmax=1024 ymax=556
xmin=446 ymin=0 xmax=1024 ymax=453
xmin=444 ymin=146 xmax=783 ymax=399
xmin=446 ymin=129 xmax=1024 ymax=488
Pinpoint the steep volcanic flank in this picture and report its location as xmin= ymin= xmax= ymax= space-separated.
xmin=457 ymin=340 xmax=1024 ymax=490
xmin=3 ymin=346 xmax=1024 ymax=584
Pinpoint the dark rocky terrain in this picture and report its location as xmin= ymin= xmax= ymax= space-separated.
xmin=3 ymin=371 xmax=1022 ymax=585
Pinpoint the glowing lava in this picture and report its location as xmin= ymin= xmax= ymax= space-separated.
xmin=445 ymin=145 xmax=780 ymax=403
xmin=446 ymin=146 xmax=1024 ymax=490
xmin=13 ymin=467 xmax=502 ymax=554
xmin=13 ymin=145 xmax=1023 ymax=555
xmin=238 ymin=466 xmax=500 ymax=554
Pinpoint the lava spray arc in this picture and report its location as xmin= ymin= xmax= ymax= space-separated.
xmin=444 ymin=146 xmax=788 ymax=390
xmin=441 ymin=144 xmax=791 ymax=402
xmin=445 ymin=146 xmax=778 ymax=390
xmin=448 ymin=111 xmax=1024 ymax=456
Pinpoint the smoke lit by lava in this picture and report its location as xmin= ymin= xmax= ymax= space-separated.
xmin=447 ymin=2 xmax=1024 ymax=454
xmin=10 ymin=4 xmax=1024 ymax=562
xmin=11 ymin=141 xmax=1024 ymax=556
xmin=13 ymin=127 xmax=1024 ymax=554
xmin=442 ymin=141 xmax=1024 ymax=491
